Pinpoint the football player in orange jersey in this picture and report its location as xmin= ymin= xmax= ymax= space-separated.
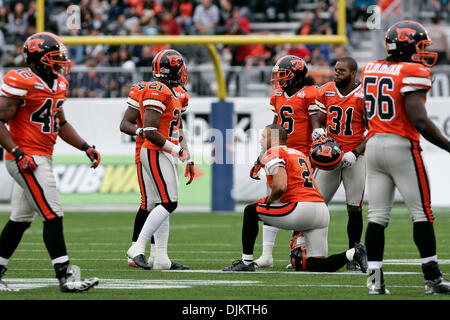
xmin=311 ymin=57 xmax=367 ymax=271
xmin=223 ymin=124 xmax=368 ymax=272
xmin=120 ymin=80 xmax=190 ymax=270
xmin=126 ymin=49 xmax=194 ymax=270
xmin=250 ymin=55 xmax=325 ymax=269
xmin=361 ymin=21 xmax=450 ymax=295
xmin=0 ymin=32 xmax=100 ymax=292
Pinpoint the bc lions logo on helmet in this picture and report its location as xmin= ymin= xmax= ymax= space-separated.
xmin=168 ymin=55 xmax=181 ymax=67
xmin=291 ymin=59 xmax=305 ymax=71
xmin=396 ymin=28 xmax=416 ymax=43
xmin=27 ymin=38 xmax=45 ymax=53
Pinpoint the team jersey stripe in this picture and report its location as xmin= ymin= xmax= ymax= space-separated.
xmin=136 ymin=162 xmax=148 ymax=211
xmin=400 ymin=85 xmax=431 ymax=95
xmin=255 ymin=202 xmax=297 ymax=216
xmin=19 ymin=170 xmax=58 ymax=221
xmin=143 ymin=99 xmax=167 ymax=111
xmin=403 ymin=77 xmax=432 ymax=87
xmin=264 ymin=158 xmax=286 ymax=175
xmin=308 ymin=104 xmax=326 ymax=115
xmin=127 ymin=97 xmax=140 ymax=109
xmin=148 ymin=149 xmax=170 ymax=203
xmin=1 ymin=83 xmax=28 ymax=97
xmin=410 ymin=141 xmax=434 ymax=223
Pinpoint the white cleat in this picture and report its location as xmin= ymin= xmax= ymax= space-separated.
xmin=254 ymin=255 xmax=274 ymax=268
xmin=152 ymin=256 xmax=172 ymax=270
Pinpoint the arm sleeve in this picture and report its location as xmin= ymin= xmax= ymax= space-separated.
xmin=127 ymin=87 xmax=141 ymax=111
xmin=0 ymin=70 xmax=29 ymax=99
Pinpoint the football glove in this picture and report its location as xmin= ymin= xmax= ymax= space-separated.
xmin=341 ymin=150 xmax=357 ymax=168
xmin=289 ymin=232 xmax=307 ymax=271
xmin=249 ymin=157 xmax=262 ymax=180
xmin=83 ymin=144 xmax=101 ymax=169
xmin=184 ymin=160 xmax=195 ymax=185
xmin=12 ymin=148 xmax=37 ymax=173
xmin=312 ymin=128 xmax=326 ymax=140
xmin=178 ymin=147 xmax=191 ymax=163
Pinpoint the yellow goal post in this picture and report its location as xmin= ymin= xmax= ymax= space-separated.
xmin=36 ymin=0 xmax=347 ymax=101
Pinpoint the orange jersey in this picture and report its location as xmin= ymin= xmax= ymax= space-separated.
xmin=316 ymin=82 xmax=366 ymax=153
xmin=260 ymin=145 xmax=324 ymax=203
xmin=361 ymin=60 xmax=432 ymax=142
xmin=139 ymin=82 xmax=189 ymax=152
xmin=1 ymin=68 xmax=68 ymax=159
xmin=127 ymin=81 xmax=150 ymax=163
xmin=270 ymin=86 xmax=318 ymax=156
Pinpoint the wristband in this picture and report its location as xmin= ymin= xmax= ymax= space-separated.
xmin=351 ymin=149 xmax=360 ymax=158
xmin=81 ymin=142 xmax=90 ymax=151
xmin=162 ymin=140 xmax=181 ymax=154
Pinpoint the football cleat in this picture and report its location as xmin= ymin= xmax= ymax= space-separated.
xmin=347 ymin=260 xmax=361 ymax=271
xmin=59 ymin=265 xmax=99 ymax=293
xmin=129 ymin=254 xmax=151 ymax=270
xmin=170 ymin=262 xmax=190 ymax=270
xmin=353 ymin=243 xmax=368 ymax=273
xmin=367 ymin=268 xmax=390 ymax=295
xmin=286 ymin=263 xmax=294 ymax=270
xmin=0 ymin=266 xmax=18 ymax=292
xmin=425 ymin=276 xmax=450 ymax=295
xmin=127 ymin=258 xmax=137 ymax=268
xmin=153 ymin=256 xmax=172 ymax=270
xmin=0 ymin=280 xmax=19 ymax=292
xmin=223 ymin=260 xmax=255 ymax=272
xmin=254 ymin=255 xmax=274 ymax=268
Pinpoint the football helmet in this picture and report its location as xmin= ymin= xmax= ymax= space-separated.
xmin=152 ymin=49 xmax=188 ymax=86
xmin=310 ymin=136 xmax=343 ymax=170
xmin=289 ymin=233 xmax=306 ymax=271
xmin=271 ymin=55 xmax=308 ymax=90
xmin=385 ymin=20 xmax=437 ymax=68
xmin=24 ymin=32 xmax=71 ymax=79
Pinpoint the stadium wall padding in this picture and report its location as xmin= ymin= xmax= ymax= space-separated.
xmin=1 ymin=97 xmax=450 ymax=207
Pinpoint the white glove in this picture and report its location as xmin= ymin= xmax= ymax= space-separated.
xmin=312 ymin=128 xmax=326 ymax=139
xmin=341 ymin=151 xmax=357 ymax=168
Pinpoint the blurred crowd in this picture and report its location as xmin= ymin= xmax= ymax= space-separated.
xmin=0 ymin=0 xmax=448 ymax=97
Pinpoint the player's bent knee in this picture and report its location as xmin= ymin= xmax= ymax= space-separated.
xmin=160 ymin=201 xmax=178 ymax=213
xmin=367 ymin=211 xmax=390 ymax=227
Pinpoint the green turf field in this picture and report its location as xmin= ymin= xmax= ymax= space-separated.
xmin=0 ymin=204 xmax=449 ymax=301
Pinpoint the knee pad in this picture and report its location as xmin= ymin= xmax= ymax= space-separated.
xmin=160 ymin=202 xmax=178 ymax=213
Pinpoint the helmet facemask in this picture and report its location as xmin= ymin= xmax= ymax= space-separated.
xmin=270 ymin=67 xmax=295 ymax=90
xmin=41 ymin=47 xmax=72 ymax=76
xmin=412 ymin=39 xmax=438 ymax=68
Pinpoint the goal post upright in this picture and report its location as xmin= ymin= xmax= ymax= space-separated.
xmin=35 ymin=0 xmax=347 ymax=211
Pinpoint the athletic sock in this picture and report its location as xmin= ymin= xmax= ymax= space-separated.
xmin=0 ymin=220 xmax=31 ymax=260
xmin=154 ymin=216 xmax=170 ymax=248
xmin=242 ymin=254 xmax=254 ymax=265
xmin=135 ymin=205 xmax=171 ymax=248
xmin=43 ymin=217 xmax=68 ymax=260
xmin=132 ymin=207 xmax=150 ymax=242
xmin=347 ymin=209 xmax=363 ymax=248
